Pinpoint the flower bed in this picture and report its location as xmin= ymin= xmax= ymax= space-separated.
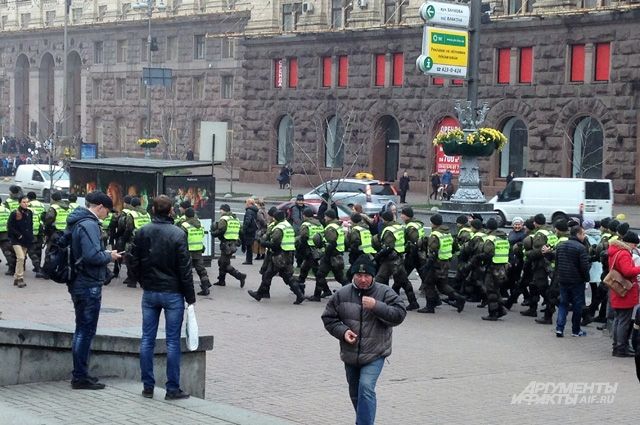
xmin=433 ymin=127 xmax=508 ymax=157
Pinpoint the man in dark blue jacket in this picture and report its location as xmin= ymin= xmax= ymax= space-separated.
xmin=130 ymin=195 xmax=196 ymax=400
xmin=68 ymin=191 xmax=121 ymax=390
xmin=554 ymin=225 xmax=591 ymax=338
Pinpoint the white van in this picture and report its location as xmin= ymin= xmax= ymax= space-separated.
xmin=14 ymin=164 xmax=70 ymax=202
xmin=489 ymin=178 xmax=613 ymax=226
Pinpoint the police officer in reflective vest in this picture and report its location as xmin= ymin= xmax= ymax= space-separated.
xmin=346 ymin=213 xmax=376 ymax=269
xmin=42 ymin=191 xmax=69 ymax=277
xmin=122 ymin=197 xmax=150 ymax=288
xmin=181 ymin=208 xmax=212 ymax=296
xmin=113 ymin=195 xmax=133 ymax=279
xmin=462 ymin=219 xmax=488 ymax=303
xmin=0 ymin=196 xmax=14 ymax=276
xmin=307 ymin=209 xmax=347 ymax=302
xmin=479 ymin=218 xmax=510 ymax=321
xmin=451 ymin=214 xmax=473 ymax=295
xmin=419 ymin=214 xmax=465 ymax=314
xmin=67 ymin=194 xmax=80 ymax=212
xmin=374 ymin=210 xmax=420 ymax=310
xmin=521 ymin=213 xmax=556 ymax=318
xmin=26 ymin=191 xmax=47 ymax=278
xmin=400 ymin=206 xmax=429 ymax=285
xmin=174 ymin=200 xmax=191 ymax=227
xmin=248 ymin=210 xmax=305 ymax=304
xmin=4 ymin=185 xmax=22 ymax=212
xmin=211 ymin=204 xmax=246 ymax=288
xmin=295 ymin=207 xmax=324 ymax=294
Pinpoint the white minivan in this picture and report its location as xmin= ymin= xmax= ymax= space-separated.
xmin=14 ymin=164 xmax=70 ymax=202
xmin=489 ymin=178 xmax=613 ymax=226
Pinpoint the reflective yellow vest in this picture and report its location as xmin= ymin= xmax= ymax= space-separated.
xmin=301 ymin=221 xmax=324 ymax=247
xmin=352 ymin=225 xmax=375 ymax=254
xmin=51 ymin=204 xmax=69 ymax=231
xmin=28 ymin=200 xmax=45 ymax=235
xmin=129 ymin=210 xmax=151 ymax=230
xmin=487 ymin=235 xmax=509 ymax=264
xmin=219 ymin=215 xmax=240 ymax=240
xmin=0 ymin=205 xmax=9 ymax=232
xmin=274 ymin=220 xmax=295 ymax=251
xmin=68 ymin=202 xmax=80 ymax=212
xmin=5 ymin=198 xmax=19 ymax=212
xmin=325 ymin=222 xmax=345 ymax=252
xmin=431 ymin=230 xmax=453 ymax=260
xmin=382 ymin=223 xmax=405 ymax=253
xmin=182 ymin=222 xmax=205 ymax=252
xmin=536 ymin=228 xmax=558 ymax=248
xmin=101 ymin=212 xmax=112 ymax=230
xmin=406 ymin=220 xmax=426 ymax=240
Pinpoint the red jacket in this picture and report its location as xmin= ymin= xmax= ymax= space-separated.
xmin=608 ymin=241 xmax=640 ymax=309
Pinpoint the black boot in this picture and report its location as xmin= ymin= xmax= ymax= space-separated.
xmin=535 ymin=308 xmax=554 ymax=325
xmin=520 ymin=304 xmax=538 ymax=317
xmin=198 ymin=280 xmax=212 ymax=296
xmin=239 ymin=273 xmax=247 ymax=288
xmin=290 ymin=282 xmax=305 ymax=305
xmin=455 ymin=294 xmax=466 ymax=313
xmin=417 ymin=298 xmax=436 ymax=314
xmin=248 ymin=290 xmax=263 ymax=302
xmin=213 ymin=277 xmax=226 ymax=286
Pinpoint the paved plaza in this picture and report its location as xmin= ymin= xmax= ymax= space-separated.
xmin=0 ymin=258 xmax=639 ymax=424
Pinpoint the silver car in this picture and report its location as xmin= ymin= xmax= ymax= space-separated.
xmin=302 ymin=178 xmax=399 ymax=215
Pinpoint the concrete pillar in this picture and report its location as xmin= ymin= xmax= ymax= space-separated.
xmin=80 ymin=69 xmax=87 ymax=142
xmin=29 ymin=66 xmax=40 ymax=138
xmin=584 ymin=43 xmax=594 ymax=84
xmin=7 ymin=71 xmax=15 ymax=136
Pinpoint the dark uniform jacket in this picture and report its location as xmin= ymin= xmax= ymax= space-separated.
xmin=322 ymin=282 xmax=406 ymax=366
xmin=555 ymin=237 xmax=590 ymax=286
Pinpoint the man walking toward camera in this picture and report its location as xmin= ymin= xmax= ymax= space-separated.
xmin=322 ymin=255 xmax=406 ymax=425
xmin=68 ymin=191 xmax=121 ymax=390
xmin=130 ymin=195 xmax=196 ymax=400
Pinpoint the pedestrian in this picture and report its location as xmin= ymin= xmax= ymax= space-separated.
xmin=317 ymin=192 xmax=338 ymax=226
xmin=42 ymin=191 xmax=69 ymax=280
xmin=554 ymin=225 xmax=590 ymax=338
xmin=211 ymin=204 xmax=246 ymax=289
xmin=295 ymin=207 xmax=324 ymax=294
xmin=0 ymin=196 xmax=13 ymax=276
xmin=321 ymin=255 xmax=406 ymax=425
xmin=68 ymin=191 xmax=121 ymax=390
xmin=277 ymin=164 xmax=292 ymax=189
xmin=607 ymin=231 xmax=640 ymax=357
xmin=288 ymin=194 xmax=306 ymax=234
xmin=7 ymin=195 xmax=33 ymax=288
xmin=241 ymin=198 xmax=258 ymax=265
xmin=429 ymin=172 xmax=440 ymax=200
xmin=123 ymin=197 xmax=151 ymax=288
xmin=26 ymin=191 xmax=47 ymax=279
xmin=179 ymin=208 xmax=211 ymax=296
xmin=398 ymin=171 xmax=410 ymax=204
xmin=506 ymin=171 xmax=515 ymax=185
xmin=581 ymin=219 xmax=602 ymax=326
xmin=254 ymin=199 xmax=268 ymax=260
xmin=307 ymin=209 xmax=347 ymax=302
xmin=441 ymin=169 xmax=453 ymax=193
xmin=130 ymin=195 xmax=195 ymax=399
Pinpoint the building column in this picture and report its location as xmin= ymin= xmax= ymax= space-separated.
xmin=29 ymin=66 xmax=40 ymax=138
xmin=80 ymin=69 xmax=87 ymax=142
xmin=7 ymin=71 xmax=15 ymax=136
xmin=53 ymin=68 xmax=65 ymax=138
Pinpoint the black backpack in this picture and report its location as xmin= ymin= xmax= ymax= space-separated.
xmin=43 ymin=220 xmax=86 ymax=284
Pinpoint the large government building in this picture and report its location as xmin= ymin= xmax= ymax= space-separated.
xmin=1 ymin=0 xmax=639 ymax=200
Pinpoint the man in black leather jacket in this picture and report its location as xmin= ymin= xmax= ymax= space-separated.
xmin=130 ymin=195 xmax=195 ymax=400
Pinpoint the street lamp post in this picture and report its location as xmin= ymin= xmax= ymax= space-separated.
xmin=133 ymin=0 xmax=166 ymax=139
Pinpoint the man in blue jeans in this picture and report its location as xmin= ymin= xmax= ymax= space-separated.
xmin=322 ymin=256 xmax=406 ymax=424
xmin=68 ymin=191 xmax=121 ymax=390
xmin=554 ymin=225 xmax=591 ymax=338
xmin=130 ymin=195 xmax=196 ymax=400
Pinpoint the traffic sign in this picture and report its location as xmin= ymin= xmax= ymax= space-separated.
xmin=419 ymin=1 xmax=470 ymax=29
xmin=417 ymin=26 xmax=468 ymax=78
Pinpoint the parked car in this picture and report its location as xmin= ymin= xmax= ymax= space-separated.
xmin=301 ymin=178 xmax=398 ymax=215
xmin=276 ymin=199 xmax=352 ymax=229
xmin=14 ymin=164 xmax=70 ymax=202
xmin=489 ymin=177 xmax=613 ymax=226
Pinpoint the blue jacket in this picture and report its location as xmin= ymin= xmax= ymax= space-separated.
xmin=68 ymin=207 xmax=111 ymax=289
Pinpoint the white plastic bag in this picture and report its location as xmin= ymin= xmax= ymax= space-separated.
xmin=185 ymin=304 xmax=199 ymax=351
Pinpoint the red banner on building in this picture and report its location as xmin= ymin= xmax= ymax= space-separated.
xmin=434 ymin=117 xmax=461 ymax=175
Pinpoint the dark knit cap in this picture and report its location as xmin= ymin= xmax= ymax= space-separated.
xmin=123 ymin=195 xmax=132 ymax=204
xmin=274 ymin=210 xmax=286 ymax=221
xmin=185 ymin=208 xmax=195 ymax=218
xmin=381 ymin=210 xmax=394 ymax=222
xmin=524 ymin=218 xmax=535 ymax=231
xmin=401 ymin=206 xmax=414 ymax=218
xmin=617 ymin=222 xmax=630 ymax=236
xmin=486 ymin=218 xmax=498 ymax=231
xmin=600 ymin=217 xmax=611 ymax=229
xmin=623 ymin=231 xmax=640 ymax=244
xmin=456 ymin=215 xmax=468 ymax=225
xmin=220 ymin=204 xmax=231 ymax=212
xmin=349 ymin=255 xmax=376 ymax=277
xmin=9 ymin=185 xmax=20 ymax=194
xmin=85 ymin=191 xmax=113 ymax=210
xmin=130 ymin=197 xmax=141 ymax=207
xmin=51 ymin=192 xmax=62 ymax=201
xmin=351 ymin=213 xmax=362 ymax=223
xmin=470 ymin=219 xmax=483 ymax=230
xmin=430 ymin=214 xmax=443 ymax=226
xmin=267 ymin=206 xmax=277 ymax=217
xmin=608 ymin=220 xmax=620 ymax=233
xmin=303 ymin=207 xmax=314 ymax=218
xmin=325 ymin=209 xmax=337 ymax=220
xmin=554 ymin=219 xmax=568 ymax=232
xmin=534 ymin=213 xmax=546 ymax=225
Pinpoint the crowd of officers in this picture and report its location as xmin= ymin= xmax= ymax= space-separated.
xmin=2 ymin=186 xmax=620 ymax=325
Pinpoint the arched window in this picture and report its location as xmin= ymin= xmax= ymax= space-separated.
xmin=325 ymin=115 xmax=344 ymax=168
xmin=499 ymin=117 xmax=528 ymax=177
xmin=572 ymin=116 xmax=603 ymax=178
xmin=277 ymin=115 xmax=294 ymax=165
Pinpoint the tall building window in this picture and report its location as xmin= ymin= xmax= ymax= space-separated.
xmin=594 ymin=42 xmax=610 ymax=82
xmin=221 ymin=75 xmax=234 ymax=99
xmin=93 ymin=79 xmax=102 ymax=101
xmin=20 ymin=13 xmax=30 ymax=29
xmin=392 ymin=53 xmax=404 ymax=86
xmin=116 ymin=118 xmax=126 ymax=153
xmin=117 ymin=39 xmax=128 ymax=63
xmin=338 ymin=56 xmax=348 ymax=88
xmin=194 ymin=35 xmax=205 ymax=60
xmin=283 ymin=3 xmax=300 ymax=31
xmin=166 ymin=36 xmax=178 ymax=62
xmin=141 ymin=38 xmax=149 ymax=62
xmin=570 ymin=44 xmax=585 ymax=83
xmin=322 ymin=56 xmax=332 ymax=88
xmin=222 ymin=37 xmax=234 ymax=59
xmin=432 ymin=77 xmax=444 ymax=86
xmin=519 ymin=47 xmax=533 ymax=83
xmin=325 ymin=116 xmax=344 ymax=168
xmin=384 ymin=0 xmax=405 ymax=24
xmin=45 ymin=11 xmax=56 ymax=26
xmin=274 ymin=59 xmax=284 ymax=88
xmin=192 ymin=75 xmax=204 ymax=99
xmin=572 ymin=117 xmax=603 ymax=178
xmin=277 ymin=115 xmax=294 ymax=165
xmin=94 ymin=41 xmax=104 ymax=64
xmin=72 ymin=8 xmax=82 ymax=23
xmin=331 ymin=0 xmax=343 ymax=28
xmin=116 ymin=78 xmax=126 ymax=100
xmin=94 ymin=118 xmax=104 ymax=150
xmin=497 ymin=48 xmax=510 ymax=84
xmin=374 ymin=54 xmax=385 ymax=87
xmin=288 ymin=58 xmax=298 ymax=88
xmin=500 ymin=117 xmax=529 ymax=177
xmin=98 ymin=5 xmax=107 ymax=20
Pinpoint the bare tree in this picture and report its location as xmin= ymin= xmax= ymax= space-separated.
xmin=562 ymin=117 xmax=610 ymax=179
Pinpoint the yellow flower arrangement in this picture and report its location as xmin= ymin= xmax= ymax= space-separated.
xmin=137 ymin=138 xmax=160 ymax=148
xmin=432 ymin=127 xmax=508 ymax=151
